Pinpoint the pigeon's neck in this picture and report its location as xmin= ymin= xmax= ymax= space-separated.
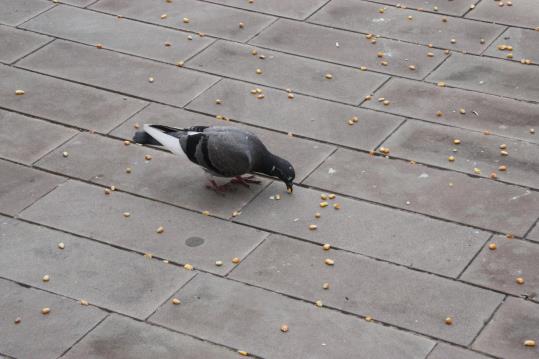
xmin=254 ymin=152 xmax=281 ymax=176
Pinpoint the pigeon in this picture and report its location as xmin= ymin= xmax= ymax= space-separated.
xmin=133 ymin=124 xmax=295 ymax=192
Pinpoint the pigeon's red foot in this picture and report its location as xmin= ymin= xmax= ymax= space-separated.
xmin=230 ymin=175 xmax=262 ymax=188
xmin=206 ymin=180 xmax=231 ymax=193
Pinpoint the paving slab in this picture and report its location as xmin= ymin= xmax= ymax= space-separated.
xmin=473 ymin=297 xmax=539 ymax=359
xmin=0 ymin=277 xmax=106 ymax=359
xmin=0 ymin=160 xmax=64 ymax=216
xmin=305 ymin=149 xmax=539 ymax=236
xmin=250 ymin=19 xmax=446 ymax=80
xmin=461 ymin=236 xmax=539 ymax=300
xmin=21 ymin=5 xmax=214 ymax=64
xmin=150 ymin=273 xmax=435 ymax=358
xmin=18 ymin=40 xmax=219 ymax=107
xmin=428 ymin=343 xmax=490 ymax=359
xmin=381 ymin=120 xmax=539 ymax=189
xmin=426 ymin=53 xmax=539 ymax=102
xmin=21 ymin=180 xmax=268 ymax=275
xmin=35 ymin=133 xmax=269 ymax=217
xmin=0 ymin=0 xmax=52 ymax=26
xmin=363 ymin=77 xmax=539 ymax=144
xmin=203 ymin=0 xmax=328 ymax=19
xmin=90 ymin=0 xmax=275 ymax=42
xmin=63 ymin=314 xmax=238 ymax=359
xmin=467 ymin=0 xmax=539 ymax=29
xmin=187 ymin=40 xmax=387 ymax=105
xmin=0 ymin=110 xmax=77 ymax=164
xmin=309 ymin=0 xmax=504 ymax=54
xmin=231 ymin=235 xmax=503 ymax=345
xmin=357 ymin=0 xmax=474 ymax=16
xmin=111 ymin=103 xmax=335 ymax=182
xmin=0 ymin=64 xmax=146 ymax=132
xmin=187 ymin=79 xmax=403 ymax=151
xmin=485 ymin=27 xmax=539 ymax=64
xmin=0 ymin=216 xmax=194 ymax=318
xmin=236 ymin=182 xmax=488 ymax=277
xmin=0 ymin=25 xmax=51 ymax=64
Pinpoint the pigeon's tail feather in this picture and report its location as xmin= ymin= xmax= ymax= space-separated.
xmin=133 ymin=131 xmax=162 ymax=146
xmin=142 ymin=124 xmax=184 ymax=155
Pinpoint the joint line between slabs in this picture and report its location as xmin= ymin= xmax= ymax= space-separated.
xmin=456 ymin=233 xmax=494 ymax=280
xmin=182 ymin=77 xmax=224 ymax=109
xmin=299 ymin=146 xmax=338 ymax=185
xmin=468 ymin=295 xmax=507 ymax=348
xmin=106 ymin=101 xmax=152 ymax=136
xmin=224 ymin=233 xmax=270 ymax=278
xmin=144 ymin=272 xmax=199 ymax=321
xmin=522 ymin=217 xmax=539 ymax=240
xmin=421 ymin=51 xmax=452 ymax=81
xmin=10 ymin=37 xmax=57 ymax=66
xmin=479 ymin=26 xmax=508 ymax=56
xmin=14 ymin=2 xmax=58 ymax=28
xmin=372 ymin=117 xmax=407 ymax=151
xmin=302 ymin=0 xmax=332 ymax=22
xmin=244 ymin=17 xmax=280 ymax=44
xmin=462 ymin=0 xmax=485 ymax=18
xmin=57 ymin=314 xmax=110 ymax=358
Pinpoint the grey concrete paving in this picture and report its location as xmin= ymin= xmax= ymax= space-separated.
xmin=187 ymin=39 xmax=388 ymax=104
xmin=0 ymin=160 xmax=65 ymax=216
xmin=21 ymin=5 xmax=215 ymax=65
xmin=187 ymin=78 xmax=404 ymax=150
xmin=0 ymin=277 xmax=106 ymax=359
xmin=2 ymin=1 xmax=539 ymax=357
xmin=485 ymin=27 xmax=539 ymax=65
xmin=236 ymin=182 xmax=489 ymax=277
xmin=63 ymin=314 xmax=239 ymax=359
xmin=90 ymin=0 xmax=276 ymax=42
xmin=467 ymin=0 xmax=539 ymax=29
xmin=0 ymin=110 xmax=77 ymax=164
xmin=230 ymin=235 xmax=503 ymax=345
xmin=473 ymin=297 xmax=539 ymax=359
xmin=364 ymin=77 xmax=539 ymax=144
xmin=305 ymin=149 xmax=539 ymax=236
xmin=461 ymin=236 xmax=539 ymax=300
xmin=0 ymin=0 xmax=52 ymax=26
xmin=358 ymin=0 xmax=474 ymax=16
xmin=35 ymin=132 xmax=269 ymax=218
xmin=250 ymin=19 xmax=447 ymax=80
xmin=428 ymin=343 xmax=491 ymax=359
xmin=0 ymin=64 xmax=147 ymax=132
xmin=426 ymin=53 xmax=539 ymax=102
xmin=0 ymin=216 xmax=194 ymax=318
xmin=111 ymin=103 xmax=336 ymax=182
xmin=380 ymin=120 xmax=539 ymax=189
xmin=21 ymin=180 xmax=268 ymax=275
xmin=149 ymin=273 xmax=435 ymax=359
xmin=17 ymin=40 xmax=219 ymax=107
xmin=0 ymin=25 xmax=51 ymax=64
xmin=206 ymin=0 xmax=328 ymax=19
xmin=309 ymin=0 xmax=504 ymax=54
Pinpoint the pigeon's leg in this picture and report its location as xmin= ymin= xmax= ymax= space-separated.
xmin=230 ymin=175 xmax=261 ymax=188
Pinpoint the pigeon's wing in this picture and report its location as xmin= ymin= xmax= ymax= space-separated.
xmin=202 ymin=129 xmax=255 ymax=177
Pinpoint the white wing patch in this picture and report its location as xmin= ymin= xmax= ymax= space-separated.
xmin=143 ymin=124 xmax=183 ymax=155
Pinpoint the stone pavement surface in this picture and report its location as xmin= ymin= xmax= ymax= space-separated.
xmin=0 ymin=1 xmax=538 ymax=358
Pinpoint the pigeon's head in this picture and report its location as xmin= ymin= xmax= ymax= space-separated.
xmin=271 ymin=157 xmax=295 ymax=193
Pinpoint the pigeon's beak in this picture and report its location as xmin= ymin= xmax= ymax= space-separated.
xmin=286 ymin=182 xmax=294 ymax=193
